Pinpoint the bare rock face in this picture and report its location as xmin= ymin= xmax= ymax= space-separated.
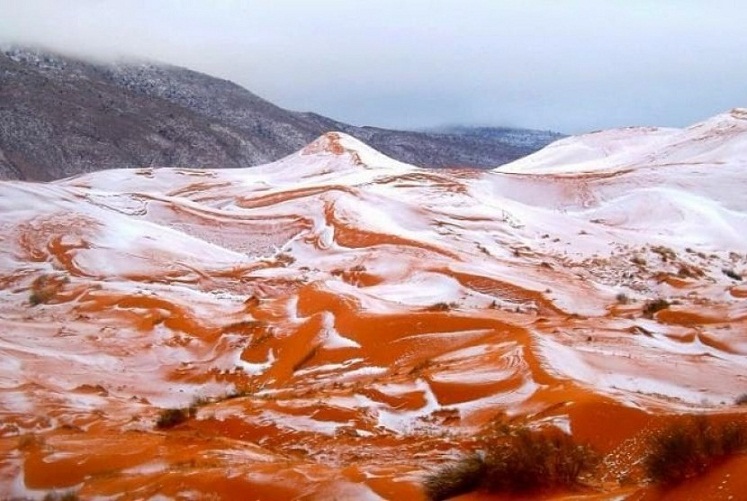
xmin=0 ymin=47 xmax=563 ymax=180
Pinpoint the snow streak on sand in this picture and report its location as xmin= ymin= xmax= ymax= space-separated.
xmin=1 ymin=118 xmax=747 ymax=499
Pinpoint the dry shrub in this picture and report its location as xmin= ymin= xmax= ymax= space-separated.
xmin=482 ymin=427 xmax=596 ymax=492
xmin=424 ymin=427 xmax=597 ymax=500
xmin=155 ymin=406 xmax=196 ymax=429
xmin=723 ymin=268 xmax=743 ymax=281
xmin=616 ymin=292 xmax=631 ymax=304
xmin=631 ymin=255 xmax=647 ymax=266
xmin=29 ymin=274 xmax=68 ymax=306
xmin=643 ymin=298 xmax=670 ymax=318
xmin=645 ymin=416 xmax=747 ymax=484
xmin=43 ymin=492 xmax=79 ymax=501
xmin=426 ymin=302 xmax=453 ymax=312
xmin=423 ymin=455 xmax=486 ymax=501
xmin=678 ymin=264 xmax=704 ymax=279
xmin=651 ymin=245 xmax=677 ymax=262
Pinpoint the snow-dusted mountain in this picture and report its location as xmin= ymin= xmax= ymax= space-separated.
xmin=0 ymin=112 xmax=746 ymax=499
xmin=429 ymin=125 xmax=565 ymax=150
xmin=0 ymin=46 xmax=561 ymax=181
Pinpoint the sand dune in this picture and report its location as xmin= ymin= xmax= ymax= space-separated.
xmin=1 ymin=120 xmax=746 ymax=499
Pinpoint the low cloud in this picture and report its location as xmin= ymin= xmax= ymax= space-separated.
xmin=2 ymin=0 xmax=746 ymax=133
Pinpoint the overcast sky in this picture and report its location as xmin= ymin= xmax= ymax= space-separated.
xmin=1 ymin=0 xmax=746 ymax=133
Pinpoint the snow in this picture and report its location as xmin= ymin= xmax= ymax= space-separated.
xmin=581 ymin=187 xmax=747 ymax=247
xmin=356 ymin=378 xmax=442 ymax=433
xmin=358 ymin=272 xmax=464 ymax=306
xmin=497 ymin=126 xmax=680 ymax=174
xmin=499 ymin=109 xmax=747 ymax=176
xmin=535 ymin=330 xmax=742 ymax=407
xmin=321 ymin=312 xmax=361 ymax=349
xmin=2 ymin=111 xmax=747 ymax=497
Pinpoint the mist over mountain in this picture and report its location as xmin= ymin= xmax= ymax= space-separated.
xmin=0 ymin=47 xmax=562 ymax=180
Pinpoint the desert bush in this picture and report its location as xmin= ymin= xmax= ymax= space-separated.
xmin=616 ymin=292 xmax=630 ymax=304
xmin=678 ymin=264 xmax=704 ymax=278
xmin=191 ymin=395 xmax=211 ymax=407
xmin=43 ymin=492 xmax=79 ymax=501
xmin=183 ymin=388 xmax=253 ymax=410
xmin=735 ymin=394 xmax=747 ymax=405
xmin=723 ymin=268 xmax=743 ymax=281
xmin=29 ymin=274 xmax=67 ymax=306
xmin=424 ymin=454 xmax=486 ymax=501
xmin=645 ymin=416 xmax=747 ymax=484
xmin=155 ymin=406 xmax=196 ymax=429
xmin=224 ymin=387 xmax=251 ymax=400
xmin=651 ymin=246 xmax=677 ymax=262
xmin=423 ymin=427 xmax=596 ymax=500
xmin=481 ymin=427 xmax=596 ymax=493
xmin=29 ymin=291 xmax=46 ymax=306
xmin=631 ymin=255 xmax=647 ymax=266
xmin=643 ymin=298 xmax=670 ymax=318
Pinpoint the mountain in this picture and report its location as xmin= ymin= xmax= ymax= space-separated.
xmin=1 ymin=111 xmax=746 ymax=499
xmin=0 ymin=46 xmax=561 ymax=181
xmin=428 ymin=124 xmax=565 ymax=150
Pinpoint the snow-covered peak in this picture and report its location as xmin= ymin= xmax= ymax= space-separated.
xmin=679 ymin=107 xmax=747 ymax=140
xmin=496 ymin=126 xmax=679 ymax=174
xmin=298 ymin=131 xmax=410 ymax=170
xmin=696 ymin=107 xmax=747 ymax=126
xmin=498 ymin=109 xmax=747 ymax=175
xmin=301 ymin=132 xmax=367 ymax=157
xmin=230 ymin=131 xmax=414 ymax=186
xmin=638 ymin=108 xmax=747 ymax=166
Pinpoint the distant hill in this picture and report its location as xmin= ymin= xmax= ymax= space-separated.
xmin=0 ymin=47 xmax=562 ymax=180
xmin=429 ymin=125 xmax=565 ymax=151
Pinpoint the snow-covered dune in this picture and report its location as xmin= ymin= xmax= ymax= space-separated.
xmin=499 ymin=107 xmax=747 ymax=174
xmin=1 ymin=115 xmax=746 ymax=499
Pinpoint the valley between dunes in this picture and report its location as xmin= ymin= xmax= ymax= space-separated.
xmin=2 ymin=110 xmax=747 ymax=500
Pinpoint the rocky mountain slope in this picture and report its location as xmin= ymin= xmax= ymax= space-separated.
xmin=429 ymin=124 xmax=564 ymax=151
xmin=0 ymin=47 xmax=562 ymax=181
xmin=0 ymin=110 xmax=746 ymax=499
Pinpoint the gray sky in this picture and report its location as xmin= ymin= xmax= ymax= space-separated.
xmin=1 ymin=0 xmax=746 ymax=133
